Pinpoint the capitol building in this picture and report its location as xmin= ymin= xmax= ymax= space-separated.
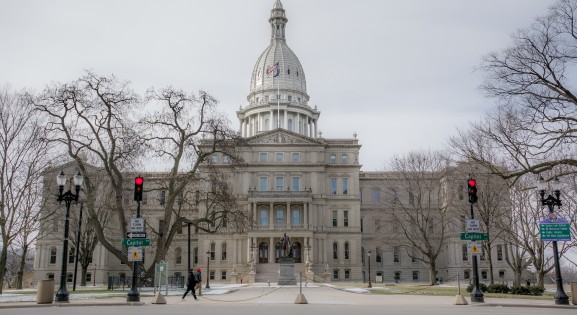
xmin=34 ymin=0 xmax=515 ymax=286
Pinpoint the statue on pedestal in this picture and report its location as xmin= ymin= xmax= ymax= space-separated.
xmin=280 ymin=233 xmax=291 ymax=258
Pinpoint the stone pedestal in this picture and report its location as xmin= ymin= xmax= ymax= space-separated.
xmin=278 ymin=257 xmax=296 ymax=285
xmin=230 ymin=273 xmax=238 ymax=284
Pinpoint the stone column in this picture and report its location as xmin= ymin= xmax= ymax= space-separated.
xmin=287 ymin=202 xmax=291 ymax=229
xmin=304 ymin=202 xmax=308 ymax=228
xmin=269 ymin=202 xmax=274 ymax=230
xmin=269 ymin=236 xmax=274 ymax=263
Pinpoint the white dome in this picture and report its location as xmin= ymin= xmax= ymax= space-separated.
xmin=247 ymin=0 xmax=309 ymax=104
xmin=238 ymin=0 xmax=319 ymax=139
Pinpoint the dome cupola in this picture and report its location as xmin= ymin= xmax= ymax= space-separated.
xmin=238 ymin=0 xmax=320 ymax=138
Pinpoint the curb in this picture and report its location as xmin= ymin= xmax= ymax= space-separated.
xmin=0 ymin=302 xmax=146 ymax=309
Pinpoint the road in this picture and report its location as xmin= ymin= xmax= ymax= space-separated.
xmin=0 ymin=285 xmax=574 ymax=315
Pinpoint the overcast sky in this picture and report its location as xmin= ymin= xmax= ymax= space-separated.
xmin=0 ymin=0 xmax=555 ymax=171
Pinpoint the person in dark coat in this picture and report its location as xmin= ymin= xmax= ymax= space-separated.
xmin=182 ymin=269 xmax=198 ymax=301
xmin=195 ymin=267 xmax=202 ymax=296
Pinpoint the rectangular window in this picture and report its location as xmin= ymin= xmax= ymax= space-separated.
xmin=67 ymin=273 xmax=73 ymax=283
xmin=47 ymin=273 xmax=55 ymax=280
xmin=222 ymin=244 xmax=227 ymax=261
xmin=210 ymin=271 xmax=215 ymax=280
xmin=276 ymin=209 xmax=284 ymax=225
xmin=288 ymin=95 xmax=292 ymax=102
xmin=393 ymin=246 xmax=400 ymax=263
xmin=260 ymin=210 xmax=268 ymax=225
xmin=497 ymin=245 xmax=503 ymax=261
xmin=160 ymin=191 xmax=166 ymax=206
xmin=329 ymin=154 xmax=336 ymax=163
xmin=412 ymin=271 xmax=419 ymax=281
xmin=376 ymin=249 xmax=382 ymax=263
xmin=499 ymin=270 xmax=505 ymax=278
xmin=332 ymin=210 xmax=338 ymax=227
xmin=259 ymin=152 xmax=268 ymax=162
xmin=292 ymin=210 xmax=300 ymax=225
xmin=210 ymin=154 xmax=218 ymax=163
xmin=481 ymin=270 xmax=488 ymax=280
xmin=292 ymin=177 xmax=300 ymax=191
xmin=86 ymin=273 xmax=92 ymax=283
xmin=69 ymin=247 xmax=75 ymax=264
xmin=221 ymin=271 xmax=227 ymax=280
xmin=223 ymin=155 xmax=229 ymax=164
xmin=343 ymin=210 xmax=349 ymax=227
xmin=331 ymin=178 xmax=337 ymax=195
xmin=344 ymin=269 xmax=350 ymax=280
xmin=344 ymin=242 xmax=350 ymax=260
xmin=275 ymin=177 xmax=284 ymax=191
xmin=259 ymin=177 xmax=268 ymax=191
xmin=333 ymin=269 xmax=339 ymax=280
xmin=462 ymin=244 xmax=468 ymax=261
xmin=341 ymin=154 xmax=348 ymax=164
xmin=291 ymin=153 xmax=300 ymax=162
xmin=372 ymin=189 xmax=380 ymax=205
xmin=342 ymin=178 xmax=348 ymax=195
xmin=276 ymin=153 xmax=284 ymax=162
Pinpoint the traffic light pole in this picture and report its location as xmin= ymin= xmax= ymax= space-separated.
xmin=469 ymin=203 xmax=484 ymax=302
xmin=127 ymin=200 xmax=141 ymax=302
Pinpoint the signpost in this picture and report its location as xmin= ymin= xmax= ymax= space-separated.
xmin=122 ymin=238 xmax=151 ymax=247
xmin=128 ymin=246 xmax=143 ymax=262
xmin=460 ymin=232 xmax=488 ymax=241
xmin=540 ymin=216 xmax=571 ymax=242
xmin=467 ymin=241 xmax=483 ymax=256
xmin=466 ymin=219 xmax=480 ymax=232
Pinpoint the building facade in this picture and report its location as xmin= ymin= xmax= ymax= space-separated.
xmin=34 ymin=0 xmax=516 ymax=286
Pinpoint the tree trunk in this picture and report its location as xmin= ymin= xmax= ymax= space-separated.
xmin=514 ymin=271 xmax=522 ymax=287
xmin=81 ymin=266 xmax=88 ymax=287
xmin=428 ymin=259 xmax=437 ymax=285
xmin=16 ymin=244 xmax=28 ymax=289
xmin=487 ymin=252 xmax=494 ymax=285
xmin=0 ymin=242 xmax=8 ymax=294
xmin=536 ymin=270 xmax=546 ymax=288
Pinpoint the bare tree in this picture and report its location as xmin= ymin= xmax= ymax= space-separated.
xmin=375 ymin=151 xmax=452 ymax=285
xmin=471 ymin=172 xmax=510 ymax=284
xmin=451 ymin=0 xmax=577 ymax=182
xmin=0 ymin=87 xmax=53 ymax=293
xmin=33 ymin=72 xmax=246 ymax=275
xmin=139 ymin=87 xmax=248 ymax=277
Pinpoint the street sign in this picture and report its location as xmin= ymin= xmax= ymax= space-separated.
xmin=540 ymin=214 xmax=571 ymax=241
xmin=130 ymin=218 xmax=145 ymax=232
xmin=466 ymin=219 xmax=480 ymax=232
xmin=460 ymin=232 xmax=488 ymax=241
xmin=128 ymin=246 xmax=143 ymax=262
xmin=122 ymin=238 xmax=151 ymax=247
xmin=126 ymin=232 xmax=147 ymax=238
xmin=467 ymin=241 xmax=483 ymax=256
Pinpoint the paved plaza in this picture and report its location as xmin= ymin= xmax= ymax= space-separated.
xmin=0 ymin=283 xmax=575 ymax=314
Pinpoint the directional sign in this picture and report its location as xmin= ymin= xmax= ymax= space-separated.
xmin=122 ymin=238 xmax=151 ymax=247
xmin=130 ymin=218 xmax=145 ymax=232
xmin=467 ymin=241 xmax=483 ymax=256
xmin=128 ymin=246 xmax=143 ymax=262
xmin=466 ymin=219 xmax=480 ymax=232
xmin=460 ymin=232 xmax=488 ymax=241
xmin=126 ymin=232 xmax=147 ymax=238
xmin=540 ymin=214 xmax=571 ymax=241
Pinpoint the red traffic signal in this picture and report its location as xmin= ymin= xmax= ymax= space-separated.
xmin=134 ymin=176 xmax=144 ymax=201
xmin=468 ymin=178 xmax=478 ymax=204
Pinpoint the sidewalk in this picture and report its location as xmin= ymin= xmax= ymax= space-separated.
xmin=0 ymin=283 xmax=574 ymax=310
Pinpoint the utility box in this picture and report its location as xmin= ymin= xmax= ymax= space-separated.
xmin=36 ymin=280 xmax=55 ymax=304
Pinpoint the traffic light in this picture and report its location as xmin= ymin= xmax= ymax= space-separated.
xmin=468 ymin=178 xmax=478 ymax=204
xmin=134 ymin=177 xmax=144 ymax=202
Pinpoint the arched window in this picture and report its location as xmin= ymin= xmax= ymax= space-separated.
xmin=50 ymin=247 xmax=57 ymax=264
xmin=175 ymin=247 xmax=182 ymax=265
xmin=375 ymin=247 xmax=382 ymax=263
xmin=344 ymin=242 xmax=350 ymax=260
xmin=259 ymin=242 xmax=269 ymax=263
xmin=210 ymin=243 xmax=216 ymax=260
xmin=221 ymin=243 xmax=227 ymax=261
xmin=333 ymin=242 xmax=338 ymax=259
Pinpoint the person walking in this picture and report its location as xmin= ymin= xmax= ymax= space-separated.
xmin=182 ymin=269 xmax=198 ymax=301
xmin=195 ymin=267 xmax=202 ymax=296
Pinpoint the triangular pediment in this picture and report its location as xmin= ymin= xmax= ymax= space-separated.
xmin=246 ymin=129 xmax=324 ymax=145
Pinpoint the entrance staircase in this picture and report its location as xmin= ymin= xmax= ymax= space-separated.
xmin=255 ymin=263 xmax=305 ymax=283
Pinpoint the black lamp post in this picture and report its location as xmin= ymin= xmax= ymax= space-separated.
xmin=55 ymin=170 xmax=83 ymax=303
xmin=538 ymin=175 xmax=569 ymax=305
xmin=205 ymin=250 xmax=211 ymax=289
xmin=367 ymin=250 xmax=372 ymax=288
xmin=72 ymin=203 xmax=83 ymax=291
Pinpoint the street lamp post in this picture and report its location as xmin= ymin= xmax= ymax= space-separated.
xmin=72 ymin=203 xmax=84 ymax=291
xmin=367 ymin=250 xmax=372 ymax=288
xmin=538 ymin=175 xmax=569 ymax=305
xmin=205 ymin=251 xmax=211 ymax=289
xmin=55 ymin=171 xmax=83 ymax=303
